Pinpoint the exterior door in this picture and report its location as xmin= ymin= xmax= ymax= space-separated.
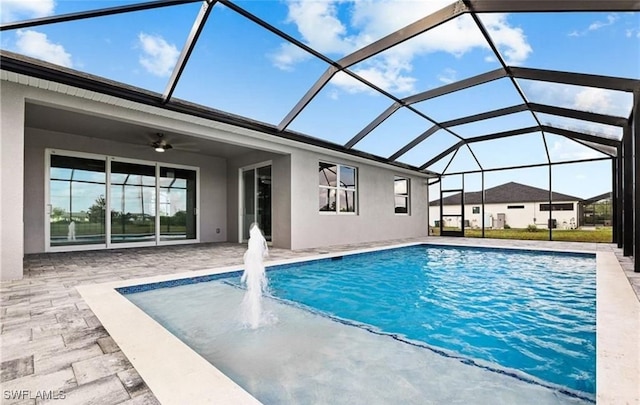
xmin=48 ymin=154 xmax=107 ymax=248
xmin=241 ymin=164 xmax=272 ymax=242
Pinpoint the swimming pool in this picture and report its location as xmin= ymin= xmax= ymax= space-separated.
xmin=121 ymin=244 xmax=596 ymax=404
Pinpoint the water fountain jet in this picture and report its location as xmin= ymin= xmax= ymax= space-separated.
xmin=241 ymin=223 xmax=269 ymax=329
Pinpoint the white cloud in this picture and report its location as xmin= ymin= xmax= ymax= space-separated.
xmin=481 ymin=14 xmax=531 ymax=64
xmin=525 ymin=81 xmax=632 ymax=117
xmin=549 ymin=139 xmax=602 ymax=161
xmin=437 ymin=68 xmax=457 ymax=84
xmin=574 ymin=87 xmax=615 ymax=113
xmin=269 ymin=43 xmax=310 ymax=70
xmin=137 ymin=33 xmax=179 ymax=77
xmin=569 ymin=13 xmax=619 ymax=37
xmin=287 ymin=1 xmax=355 ymax=54
xmin=15 ymin=29 xmax=73 ymax=67
xmin=273 ymin=0 xmax=532 ymax=96
xmin=588 ymin=14 xmax=618 ymax=31
xmin=625 ymin=28 xmax=640 ymax=38
xmin=343 ymin=62 xmax=417 ymax=96
xmin=331 ymin=71 xmax=372 ymax=95
xmin=1 ymin=0 xmax=54 ymax=23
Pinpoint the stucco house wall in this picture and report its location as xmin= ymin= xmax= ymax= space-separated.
xmin=431 ymin=201 xmax=579 ymax=229
xmin=1 ymin=75 xmax=431 ymax=279
xmin=290 ymin=149 xmax=428 ymax=250
xmin=226 ymin=150 xmax=291 ymax=248
xmin=428 ymin=182 xmax=581 ymax=230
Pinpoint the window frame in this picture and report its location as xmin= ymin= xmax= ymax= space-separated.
xmin=45 ymin=148 xmax=200 ymax=253
xmin=540 ymin=202 xmax=574 ymax=211
xmin=318 ymin=161 xmax=358 ymax=215
xmin=394 ymin=176 xmax=410 ymax=215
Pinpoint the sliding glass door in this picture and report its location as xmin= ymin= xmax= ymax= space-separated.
xmin=49 ymin=154 xmax=106 ymax=247
xmin=110 ymin=161 xmax=156 ymax=244
xmin=241 ymin=163 xmax=272 ymax=242
xmin=159 ymin=167 xmax=197 ymax=241
xmin=47 ymin=150 xmax=198 ymax=251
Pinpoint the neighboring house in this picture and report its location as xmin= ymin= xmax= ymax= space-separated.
xmin=429 ymin=182 xmax=582 ymax=230
xmin=580 ymin=192 xmax=612 ymax=227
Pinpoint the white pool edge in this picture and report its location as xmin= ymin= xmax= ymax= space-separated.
xmin=76 ymin=241 xmax=639 ymax=405
xmin=595 ymin=251 xmax=640 ymax=404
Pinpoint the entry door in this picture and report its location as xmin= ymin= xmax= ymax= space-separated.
xmin=241 ymin=164 xmax=272 ymax=242
xmin=440 ymin=188 xmax=465 ymax=237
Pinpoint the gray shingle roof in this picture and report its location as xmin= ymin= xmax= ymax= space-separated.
xmin=582 ymin=192 xmax=612 ymax=205
xmin=429 ymin=182 xmax=582 ymax=206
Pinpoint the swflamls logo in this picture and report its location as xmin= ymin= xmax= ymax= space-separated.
xmin=3 ymin=390 xmax=66 ymax=400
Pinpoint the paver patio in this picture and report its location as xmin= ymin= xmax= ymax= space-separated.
xmin=1 ymin=238 xmax=638 ymax=404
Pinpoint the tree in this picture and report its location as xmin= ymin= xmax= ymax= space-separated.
xmin=87 ymin=196 xmax=106 ymax=223
xmin=51 ymin=207 xmax=67 ymax=220
xmin=172 ymin=210 xmax=187 ymax=226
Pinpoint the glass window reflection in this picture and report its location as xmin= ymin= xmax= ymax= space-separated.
xmin=49 ymin=155 xmax=106 ymax=246
xmin=319 ymin=162 xmax=357 ymax=214
xmin=110 ymin=161 xmax=156 ymax=244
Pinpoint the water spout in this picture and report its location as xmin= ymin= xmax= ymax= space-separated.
xmin=241 ymin=223 xmax=269 ymax=329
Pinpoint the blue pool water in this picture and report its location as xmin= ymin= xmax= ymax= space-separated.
xmin=121 ymin=244 xmax=596 ymax=402
xmin=262 ymin=245 xmax=596 ymax=394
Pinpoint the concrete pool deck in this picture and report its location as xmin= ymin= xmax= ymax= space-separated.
xmin=1 ymin=237 xmax=638 ymax=404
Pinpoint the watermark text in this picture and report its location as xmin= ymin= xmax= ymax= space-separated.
xmin=3 ymin=390 xmax=66 ymax=401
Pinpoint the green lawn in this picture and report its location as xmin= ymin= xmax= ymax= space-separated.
xmin=431 ymin=227 xmax=612 ymax=243
xmin=51 ymin=222 xmax=185 ymax=237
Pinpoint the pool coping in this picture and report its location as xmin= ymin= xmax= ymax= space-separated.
xmin=76 ymin=240 xmax=640 ymax=404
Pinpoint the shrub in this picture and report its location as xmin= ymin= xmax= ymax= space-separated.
xmin=527 ymin=224 xmax=538 ymax=232
xmin=504 ymin=224 xmax=511 ymax=229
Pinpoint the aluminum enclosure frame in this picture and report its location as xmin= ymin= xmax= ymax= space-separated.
xmin=1 ymin=0 xmax=639 ymax=266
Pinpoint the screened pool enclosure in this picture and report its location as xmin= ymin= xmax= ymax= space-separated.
xmin=1 ymin=0 xmax=639 ymax=271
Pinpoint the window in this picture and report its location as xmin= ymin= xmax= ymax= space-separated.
xmin=472 ymin=206 xmax=480 ymax=214
xmin=319 ymin=162 xmax=357 ymax=213
xmin=507 ymin=205 xmax=525 ymax=209
xmin=49 ymin=155 xmax=106 ymax=246
xmin=394 ymin=176 xmax=410 ymax=214
xmin=47 ymin=149 xmax=198 ymax=251
xmin=540 ymin=203 xmax=574 ymax=211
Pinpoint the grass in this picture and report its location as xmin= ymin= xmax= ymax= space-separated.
xmin=431 ymin=227 xmax=613 ymax=243
xmin=51 ymin=222 xmax=185 ymax=237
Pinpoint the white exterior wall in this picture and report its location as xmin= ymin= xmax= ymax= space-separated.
xmin=1 ymin=74 xmax=432 ymax=279
xmin=429 ymin=201 xmax=579 ymax=229
xmin=1 ymin=82 xmax=25 ymax=280
xmin=226 ymin=150 xmax=291 ymax=249
xmin=290 ymin=150 xmax=429 ymax=250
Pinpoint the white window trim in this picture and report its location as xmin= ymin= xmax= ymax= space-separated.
xmin=238 ymin=160 xmax=273 ymax=244
xmin=394 ymin=176 xmax=410 ymax=216
xmin=45 ymin=148 xmax=200 ymax=252
xmin=319 ymin=161 xmax=358 ymax=215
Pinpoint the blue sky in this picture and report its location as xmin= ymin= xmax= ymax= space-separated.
xmin=2 ymin=0 xmax=638 ymax=199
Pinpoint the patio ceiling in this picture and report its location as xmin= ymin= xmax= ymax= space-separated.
xmin=1 ymin=0 xmax=639 ymax=176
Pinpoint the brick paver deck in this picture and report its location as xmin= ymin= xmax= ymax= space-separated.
xmin=1 ymin=238 xmax=637 ymax=404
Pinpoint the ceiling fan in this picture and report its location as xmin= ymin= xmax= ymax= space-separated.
xmin=151 ymin=133 xmax=173 ymax=152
